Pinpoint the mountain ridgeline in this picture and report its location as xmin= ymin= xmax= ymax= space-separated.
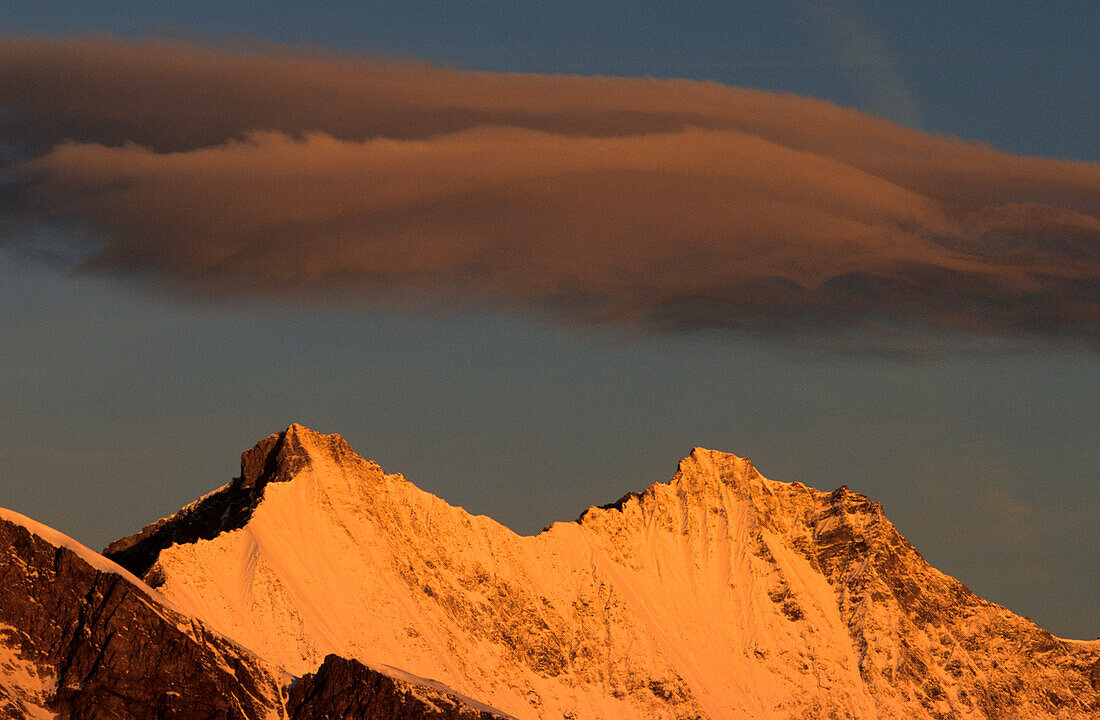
xmin=2 ymin=424 xmax=1098 ymax=719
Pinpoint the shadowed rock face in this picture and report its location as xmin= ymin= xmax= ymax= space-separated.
xmin=287 ymin=655 xmax=514 ymax=720
xmin=2 ymin=512 xmax=519 ymax=720
xmin=0 ymin=517 xmax=286 ymax=720
xmin=104 ymin=423 xmax=346 ymax=577
xmin=8 ymin=427 xmax=1099 ymax=719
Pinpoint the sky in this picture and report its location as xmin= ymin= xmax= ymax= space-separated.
xmin=0 ymin=2 xmax=1097 ymax=639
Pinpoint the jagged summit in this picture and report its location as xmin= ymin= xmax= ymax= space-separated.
xmin=583 ymin=447 xmax=757 ymax=517
xmin=239 ymin=423 xmax=365 ymax=487
xmin=677 ymin=445 xmax=763 ymax=489
xmin=95 ymin=426 xmax=1099 ymax=719
xmin=104 ymin=423 xmax=369 ymax=577
xmin=684 ymin=444 xmax=751 ymax=464
xmin=13 ymin=424 xmax=1093 ymax=719
xmin=238 ymin=423 xmax=312 ymax=489
xmin=108 ymin=427 xmax=793 ymax=580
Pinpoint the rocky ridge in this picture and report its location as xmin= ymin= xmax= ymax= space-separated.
xmin=103 ymin=425 xmax=345 ymax=577
xmin=0 ymin=509 xmax=286 ymax=720
xmin=0 ymin=505 xmax=516 ymax=720
xmin=103 ymin=425 xmax=1100 ymax=720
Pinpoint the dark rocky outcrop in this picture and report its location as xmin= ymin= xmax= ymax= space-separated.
xmin=1 ymin=512 xmax=520 ymax=720
xmin=0 ymin=516 xmax=286 ymax=720
xmin=104 ymin=424 xmax=341 ymax=577
xmin=287 ymin=655 xmax=513 ymax=720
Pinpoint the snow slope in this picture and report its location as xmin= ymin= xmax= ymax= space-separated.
xmin=0 ymin=623 xmax=55 ymax=720
xmin=115 ymin=425 xmax=1100 ymax=720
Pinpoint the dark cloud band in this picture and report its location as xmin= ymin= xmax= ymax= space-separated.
xmin=2 ymin=37 xmax=1098 ymax=350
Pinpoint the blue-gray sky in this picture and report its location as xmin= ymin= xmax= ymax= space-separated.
xmin=0 ymin=2 xmax=1097 ymax=639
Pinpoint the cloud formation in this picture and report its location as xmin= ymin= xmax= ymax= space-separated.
xmin=802 ymin=1 xmax=922 ymax=128
xmin=2 ymin=37 xmax=1098 ymax=350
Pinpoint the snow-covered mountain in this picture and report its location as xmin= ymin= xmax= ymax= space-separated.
xmin=0 ymin=508 xmax=286 ymax=720
xmin=103 ymin=424 xmax=1100 ymax=720
xmin=0 ymin=505 xmax=515 ymax=720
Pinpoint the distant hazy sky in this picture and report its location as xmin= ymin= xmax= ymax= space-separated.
xmin=1 ymin=2 xmax=1097 ymax=639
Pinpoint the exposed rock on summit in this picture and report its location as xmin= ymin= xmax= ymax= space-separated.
xmin=104 ymin=424 xmax=362 ymax=577
xmin=112 ymin=427 xmax=1100 ymax=720
xmin=2 ymin=426 xmax=1096 ymax=719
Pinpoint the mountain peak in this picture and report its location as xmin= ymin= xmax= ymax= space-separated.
xmin=238 ymin=423 xmax=356 ymax=489
xmin=238 ymin=426 xmax=307 ymax=490
xmin=679 ymin=446 xmax=755 ymax=479
xmin=93 ymin=427 xmax=1100 ymax=719
xmin=670 ymin=445 xmax=763 ymax=500
xmin=104 ymin=423 xmax=363 ymax=578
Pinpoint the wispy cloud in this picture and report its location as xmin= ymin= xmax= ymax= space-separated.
xmin=802 ymin=1 xmax=922 ymax=128
xmin=2 ymin=37 xmax=1098 ymax=352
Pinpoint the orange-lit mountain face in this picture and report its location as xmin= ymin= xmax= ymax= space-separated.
xmin=3 ymin=425 xmax=1098 ymax=719
xmin=0 ymin=506 xmax=514 ymax=720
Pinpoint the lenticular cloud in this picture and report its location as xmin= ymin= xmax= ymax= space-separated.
xmin=2 ymin=36 xmax=1098 ymax=350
